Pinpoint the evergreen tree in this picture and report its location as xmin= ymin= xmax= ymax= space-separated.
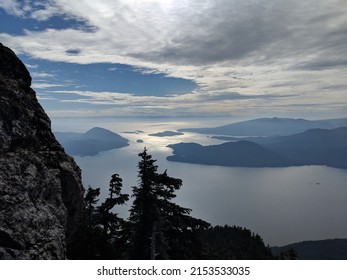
xmin=280 ymin=247 xmax=298 ymax=260
xmin=128 ymin=148 xmax=159 ymax=259
xmin=67 ymin=149 xmax=273 ymax=260
xmin=67 ymin=174 xmax=129 ymax=259
xmin=128 ymin=148 xmax=209 ymax=259
xmin=98 ymin=174 xmax=129 ymax=258
xmin=98 ymin=174 xmax=129 ymax=236
xmin=199 ymin=225 xmax=274 ymax=259
xmin=84 ymin=186 xmax=101 ymax=226
xmin=67 ymin=186 xmax=104 ymax=259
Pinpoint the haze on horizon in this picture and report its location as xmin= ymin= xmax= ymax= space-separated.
xmin=0 ymin=0 xmax=346 ymax=120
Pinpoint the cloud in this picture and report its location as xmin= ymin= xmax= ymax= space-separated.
xmin=44 ymin=88 xmax=296 ymax=117
xmin=32 ymin=82 xmax=64 ymax=89
xmin=1 ymin=0 xmax=346 ymax=118
xmin=29 ymin=2 xmax=61 ymax=21
xmin=0 ymin=0 xmax=26 ymax=17
xmin=42 ymin=87 xmax=347 ymax=118
xmin=25 ymin=63 xmax=38 ymax=69
xmin=3 ymin=0 xmax=346 ymax=66
xmin=201 ymin=91 xmax=295 ymax=102
xmin=65 ymin=48 xmax=81 ymax=55
xmin=292 ymin=59 xmax=347 ymax=71
xmin=31 ymin=72 xmax=55 ymax=78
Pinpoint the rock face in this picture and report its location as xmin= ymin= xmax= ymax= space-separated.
xmin=0 ymin=43 xmax=84 ymax=259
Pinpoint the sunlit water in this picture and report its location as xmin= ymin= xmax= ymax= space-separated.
xmin=53 ymin=117 xmax=347 ymax=246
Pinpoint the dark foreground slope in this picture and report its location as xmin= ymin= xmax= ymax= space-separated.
xmin=200 ymin=225 xmax=273 ymax=260
xmin=0 ymin=43 xmax=84 ymax=259
xmin=272 ymin=238 xmax=347 ymax=260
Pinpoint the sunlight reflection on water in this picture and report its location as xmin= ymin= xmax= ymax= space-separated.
xmin=53 ymin=117 xmax=347 ymax=246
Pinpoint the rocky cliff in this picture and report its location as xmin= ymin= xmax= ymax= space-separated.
xmin=0 ymin=43 xmax=84 ymax=259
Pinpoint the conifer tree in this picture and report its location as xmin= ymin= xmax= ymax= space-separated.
xmin=97 ymin=173 xmax=129 ymax=258
xmin=67 ymin=175 xmax=129 ymax=259
xmin=128 ymin=148 xmax=159 ymax=259
xmin=128 ymin=148 xmax=209 ymax=259
xmin=67 ymin=186 xmax=104 ymax=259
xmin=98 ymin=174 xmax=129 ymax=236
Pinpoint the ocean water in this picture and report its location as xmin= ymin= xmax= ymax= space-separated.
xmin=53 ymin=117 xmax=347 ymax=246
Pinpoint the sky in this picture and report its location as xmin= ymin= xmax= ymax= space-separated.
xmin=0 ymin=0 xmax=346 ymax=120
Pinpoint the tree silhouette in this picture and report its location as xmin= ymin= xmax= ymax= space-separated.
xmin=67 ymin=186 xmax=103 ymax=259
xmin=67 ymin=174 xmax=129 ymax=259
xmin=98 ymin=174 xmax=129 ymax=258
xmin=67 ymin=148 xmax=273 ymax=260
xmin=99 ymin=174 xmax=128 ymax=236
xmin=128 ymin=148 xmax=209 ymax=259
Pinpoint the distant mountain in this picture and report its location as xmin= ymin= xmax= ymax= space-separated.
xmin=214 ymin=126 xmax=347 ymax=146
xmin=271 ymin=238 xmax=347 ymax=260
xmin=167 ymin=127 xmax=347 ymax=168
xmin=262 ymin=127 xmax=347 ymax=148
xmin=261 ymin=127 xmax=347 ymax=169
xmin=179 ymin=117 xmax=347 ymax=136
xmin=149 ymin=130 xmax=184 ymax=137
xmin=55 ymin=127 xmax=129 ymax=156
xmin=167 ymin=141 xmax=295 ymax=167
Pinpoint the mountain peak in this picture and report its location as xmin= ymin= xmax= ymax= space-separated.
xmin=86 ymin=126 xmax=107 ymax=133
xmin=55 ymin=127 xmax=129 ymax=156
xmin=0 ymin=43 xmax=31 ymax=88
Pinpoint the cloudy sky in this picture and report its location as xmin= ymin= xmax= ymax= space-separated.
xmin=1 ymin=0 xmax=346 ymax=119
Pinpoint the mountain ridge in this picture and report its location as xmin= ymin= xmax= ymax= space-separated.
xmin=167 ymin=127 xmax=347 ymax=168
xmin=179 ymin=117 xmax=347 ymax=136
xmin=271 ymin=238 xmax=347 ymax=260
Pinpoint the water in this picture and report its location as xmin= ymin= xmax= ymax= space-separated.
xmin=53 ymin=117 xmax=347 ymax=246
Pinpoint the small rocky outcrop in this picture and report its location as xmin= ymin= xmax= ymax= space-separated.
xmin=0 ymin=43 xmax=84 ymax=259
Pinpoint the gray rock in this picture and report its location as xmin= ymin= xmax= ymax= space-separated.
xmin=0 ymin=43 xmax=84 ymax=259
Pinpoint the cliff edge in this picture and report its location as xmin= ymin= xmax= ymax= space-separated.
xmin=0 ymin=43 xmax=84 ymax=259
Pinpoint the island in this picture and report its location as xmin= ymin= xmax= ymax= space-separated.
xmin=149 ymin=130 xmax=184 ymax=137
xmin=54 ymin=127 xmax=129 ymax=156
xmin=167 ymin=127 xmax=347 ymax=169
